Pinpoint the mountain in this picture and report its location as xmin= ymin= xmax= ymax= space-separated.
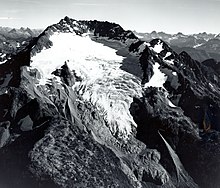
xmin=0 ymin=27 xmax=42 ymax=64
xmin=134 ymin=31 xmax=220 ymax=62
xmin=0 ymin=16 xmax=220 ymax=188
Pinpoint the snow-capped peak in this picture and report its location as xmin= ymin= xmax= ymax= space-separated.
xmin=30 ymin=30 xmax=142 ymax=138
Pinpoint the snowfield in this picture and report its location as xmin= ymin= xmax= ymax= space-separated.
xmin=150 ymin=41 xmax=164 ymax=53
xmin=30 ymin=32 xmax=143 ymax=137
xmin=144 ymin=62 xmax=167 ymax=88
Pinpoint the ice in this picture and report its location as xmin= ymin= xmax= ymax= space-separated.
xmin=151 ymin=41 xmax=163 ymax=53
xmin=0 ymin=60 xmax=7 ymax=65
xmin=72 ymin=20 xmax=79 ymax=26
xmin=165 ymin=59 xmax=175 ymax=65
xmin=16 ymin=42 xmax=21 ymax=48
xmin=73 ymin=26 xmax=79 ymax=31
xmin=164 ymin=91 xmax=177 ymax=108
xmin=163 ymin=52 xmax=174 ymax=65
xmin=172 ymin=72 xmax=177 ymax=76
xmin=168 ymin=100 xmax=177 ymax=108
xmin=194 ymin=43 xmax=203 ymax=48
xmin=30 ymin=32 xmax=143 ymax=137
xmin=0 ymin=54 xmax=6 ymax=58
xmin=144 ymin=63 xmax=167 ymax=88
xmin=164 ymin=52 xmax=172 ymax=59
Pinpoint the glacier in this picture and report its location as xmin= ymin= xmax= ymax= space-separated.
xmin=31 ymin=31 xmax=143 ymax=137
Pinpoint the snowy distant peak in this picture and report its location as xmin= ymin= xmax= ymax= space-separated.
xmin=129 ymin=38 xmax=168 ymax=55
xmin=148 ymin=39 xmax=177 ymax=59
xmin=129 ymin=38 xmax=178 ymax=63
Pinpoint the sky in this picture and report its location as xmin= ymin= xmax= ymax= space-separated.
xmin=0 ymin=0 xmax=219 ymax=34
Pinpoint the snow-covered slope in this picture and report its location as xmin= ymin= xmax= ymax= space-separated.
xmin=30 ymin=31 xmax=142 ymax=137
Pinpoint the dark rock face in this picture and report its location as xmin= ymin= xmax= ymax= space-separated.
xmin=202 ymin=58 xmax=220 ymax=75
xmin=0 ymin=17 xmax=219 ymax=188
xmin=52 ymin=62 xmax=76 ymax=87
xmin=128 ymin=38 xmax=220 ymax=188
xmin=29 ymin=119 xmax=134 ymax=188
xmin=130 ymin=90 xmax=220 ymax=188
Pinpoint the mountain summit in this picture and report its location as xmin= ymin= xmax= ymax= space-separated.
xmin=0 ymin=17 xmax=220 ymax=188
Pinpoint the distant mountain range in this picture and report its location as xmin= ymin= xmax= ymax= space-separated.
xmin=134 ymin=31 xmax=220 ymax=62
xmin=0 ymin=27 xmax=42 ymax=64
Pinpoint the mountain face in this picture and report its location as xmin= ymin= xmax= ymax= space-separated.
xmin=134 ymin=31 xmax=220 ymax=62
xmin=0 ymin=27 xmax=42 ymax=65
xmin=0 ymin=16 xmax=220 ymax=188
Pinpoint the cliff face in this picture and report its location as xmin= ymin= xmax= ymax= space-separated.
xmin=0 ymin=17 xmax=219 ymax=188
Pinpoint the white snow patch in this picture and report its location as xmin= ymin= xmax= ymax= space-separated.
xmin=0 ymin=53 xmax=7 ymax=64
xmin=164 ymin=58 xmax=175 ymax=65
xmin=72 ymin=20 xmax=79 ymax=26
xmin=0 ymin=54 xmax=6 ymax=59
xmin=135 ymin=34 xmax=144 ymax=39
xmin=73 ymin=26 xmax=79 ymax=31
xmin=144 ymin=63 xmax=167 ymax=88
xmin=0 ymin=60 xmax=7 ymax=65
xmin=16 ymin=42 xmax=21 ymax=48
xmin=144 ymin=63 xmax=176 ymax=107
xmin=145 ymin=42 xmax=150 ymax=47
xmin=209 ymin=83 xmax=214 ymax=88
xmin=164 ymin=52 xmax=172 ymax=59
xmin=193 ymin=43 xmax=203 ymax=48
xmin=168 ymin=100 xmax=177 ymax=108
xmin=172 ymin=72 xmax=177 ymax=76
xmin=164 ymin=91 xmax=177 ymax=108
xmin=30 ymin=32 xmax=143 ymax=137
xmin=151 ymin=41 xmax=163 ymax=53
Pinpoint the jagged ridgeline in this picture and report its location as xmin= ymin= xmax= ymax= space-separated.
xmin=0 ymin=16 xmax=220 ymax=188
xmin=133 ymin=31 xmax=220 ymax=62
